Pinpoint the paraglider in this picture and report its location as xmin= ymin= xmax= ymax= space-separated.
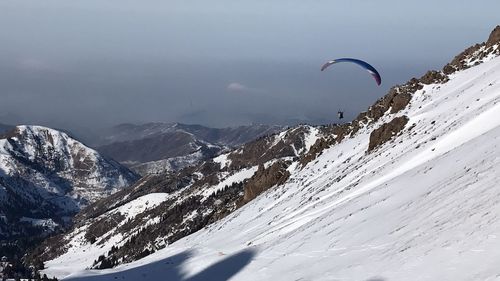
xmin=321 ymin=58 xmax=381 ymax=86
xmin=337 ymin=111 xmax=344 ymax=119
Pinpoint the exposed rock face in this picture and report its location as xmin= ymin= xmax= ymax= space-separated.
xmin=228 ymin=126 xmax=312 ymax=170
xmin=420 ymin=70 xmax=449 ymax=85
xmin=302 ymin=26 xmax=500 ymax=165
xmin=486 ymin=25 xmax=500 ymax=47
xmin=368 ymin=116 xmax=409 ymax=152
xmin=243 ymin=161 xmax=291 ymax=202
xmin=299 ymin=77 xmax=417 ymax=167
xmin=443 ymin=25 xmax=500 ymax=74
xmin=300 ymin=124 xmax=350 ymax=166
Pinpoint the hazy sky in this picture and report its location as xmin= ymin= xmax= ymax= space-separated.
xmin=1 ymin=0 xmax=499 ymax=131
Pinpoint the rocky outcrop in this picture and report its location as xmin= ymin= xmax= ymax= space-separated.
xmin=243 ymin=161 xmax=291 ymax=202
xmin=300 ymin=124 xmax=350 ymax=166
xmin=486 ymin=25 xmax=500 ymax=47
xmin=228 ymin=126 xmax=313 ymax=169
xmin=300 ymin=77 xmax=418 ymax=167
xmin=302 ymin=26 xmax=500 ymax=165
xmin=420 ymin=70 xmax=448 ymax=85
xmin=368 ymin=116 xmax=409 ymax=152
xmin=443 ymin=25 xmax=500 ymax=75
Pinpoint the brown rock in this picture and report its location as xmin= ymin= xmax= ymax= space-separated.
xmin=486 ymin=25 xmax=500 ymax=47
xmin=390 ymin=93 xmax=412 ymax=113
xmin=420 ymin=70 xmax=448 ymax=85
xmin=243 ymin=161 xmax=291 ymax=202
xmin=442 ymin=64 xmax=456 ymax=75
xmin=367 ymin=116 xmax=409 ymax=152
xmin=228 ymin=126 xmax=310 ymax=169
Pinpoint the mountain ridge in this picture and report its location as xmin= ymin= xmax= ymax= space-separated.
xmin=94 ymin=123 xmax=284 ymax=175
xmin=0 ymin=125 xmax=139 ymax=258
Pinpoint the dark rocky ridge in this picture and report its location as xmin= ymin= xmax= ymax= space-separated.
xmin=243 ymin=161 xmax=291 ymax=202
xmin=368 ymin=116 xmax=409 ymax=152
xmin=487 ymin=25 xmax=500 ymax=46
xmin=302 ymin=25 xmax=500 ymax=165
xmin=443 ymin=25 xmax=500 ymax=74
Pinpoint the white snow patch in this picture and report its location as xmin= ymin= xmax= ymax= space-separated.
xmin=201 ymin=166 xmax=258 ymax=197
xmin=213 ymin=153 xmax=232 ymax=169
xmin=20 ymin=217 xmax=59 ymax=230
xmin=302 ymin=126 xmax=320 ymax=153
xmin=111 ymin=193 xmax=171 ymax=220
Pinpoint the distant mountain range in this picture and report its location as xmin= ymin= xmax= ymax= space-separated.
xmin=94 ymin=123 xmax=284 ymax=175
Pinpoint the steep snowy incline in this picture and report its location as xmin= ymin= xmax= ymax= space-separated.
xmin=34 ymin=124 xmax=319 ymax=272
xmin=51 ymin=50 xmax=500 ymax=280
xmin=0 ymin=125 xmax=138 ymax=245
xmin=0 ymin=125 xmax=138 ymax=209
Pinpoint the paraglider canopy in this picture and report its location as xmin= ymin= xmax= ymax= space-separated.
xmin=321 ymin=58 xmax=381 ymax=86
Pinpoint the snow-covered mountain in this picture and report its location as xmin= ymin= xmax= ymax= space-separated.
xmin=29 ymin=122 xmax=319 ymax=270
xmin=39 ymin=26 xmax=500 ymax=280
xmin=0 ymin=125 xmax=138 ymax=243
xmin=94 ymin=123 xmax=284 ymax=175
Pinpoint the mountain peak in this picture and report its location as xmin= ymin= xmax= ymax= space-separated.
xmin=487 ymin=25 xmax=500 ymax=46
xmin=0 ymin=125 xmax=138 ymax=248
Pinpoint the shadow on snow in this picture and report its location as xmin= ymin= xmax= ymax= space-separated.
xmin=66 ymin=248 xmax=256 ymax=281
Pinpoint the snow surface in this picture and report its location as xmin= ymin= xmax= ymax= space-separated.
xmin=301 ymin=126 xmax=320 ymax=154
xmin=44 ymin=193 xmax=173 ymax=277
xmin=200 ymin=166 xmax=258 ymax=198
xmin=20 ymin=217 xmax=59 ymax=231
xmin=132 ymin=150 xmax=205 ymax=175
xmin=111 ymin=193 xmax=171 ymax=220
xmin=213 ymin=153 xmax=232 ymax=169
xmin=46 ymin=55 xmax=500 ymax=280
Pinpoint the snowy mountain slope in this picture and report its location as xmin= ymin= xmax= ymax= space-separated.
xmin=0 ymin=125 xmax=138 ymax=245
xmin=43 ymin=27 xmax=500 ymax=280
xmin=31 ymin=124 xmax=320 ymax=271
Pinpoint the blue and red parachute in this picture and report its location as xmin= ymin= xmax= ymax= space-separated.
xmin=321 ymin=58 xmax=381 ymax=86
